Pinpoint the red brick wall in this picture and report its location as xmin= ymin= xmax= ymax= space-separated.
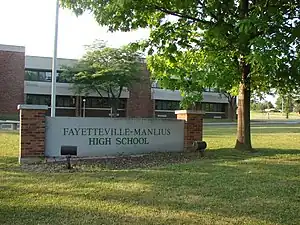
xmin=126 ymin=65 xmax=154 ymax=118
xmin=19 ymin=107 xmax=47 ymax=162
xmin=176 ymin=111 xmax=204 ymax=151
xmin=0 ymin=49 xmax=25 ymax=115
xmin=19 ymin=109 xmax=46 ymax=157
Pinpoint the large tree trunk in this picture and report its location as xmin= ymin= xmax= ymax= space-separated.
xmin=235 ymin=65 xmax=253 ymax=151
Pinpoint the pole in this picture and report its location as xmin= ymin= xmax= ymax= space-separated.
xmin=51 ymin=0 xmax=59 ymax=117
xmin=83 ymin=99 xmax=86 ymax=117
xmin=282 ymin=96 xmax=284 ymax=116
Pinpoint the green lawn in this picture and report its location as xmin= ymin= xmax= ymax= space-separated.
xmin=204 ymin=111 xmax=300 ymax=123
xmin=1 ymin=125 xmax=300 ymax=225
xmin=250 ymin=111 xmax=300 ymax=121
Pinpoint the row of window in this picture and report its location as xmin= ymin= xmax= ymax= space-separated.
xmin=155 ymin=100 xmax=180 ymax=110
xmin=152 ymin=83 xmax=220 ymax=93
xmin=25 ymin=70 xmax=68 ymax=83
xmin=26 ymin=95 xmax=76 ymax=107
xmin=155 ymin=100 xmax=226 ymax=112
xmin=83 ymin=97 xmax=126 ymax=109
xmin=26 ymin=94 xmax=126 ymax=109
xmin=202 ymin=103 xmax=225 ymax=112
xmin=25 ymin=71 xmax=221 ymax=95
xmin=26 ymin=95 xmax=224 ymax=112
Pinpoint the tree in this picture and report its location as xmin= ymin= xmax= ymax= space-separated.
xmin=222 ymin=92 xmax=237 ymax=122
xmin=284 ymin=95 xmax=292 ymax=119
xmin=266 ymin=101 xmax=274 ymax=109
xmin=61 ymin=0 xmax=300 ymax=150
xmin=62 ymin=41 xmax=142 ymax=117
xmin=250 ymin=101 xmax=273 ymax=112
xmin=275 ymin=97 xmax=283 ymax=111
xmin=294 ymin=99 xmax=300 ymax=113
xmin=276 ymin=89 xmax=300 ymax=118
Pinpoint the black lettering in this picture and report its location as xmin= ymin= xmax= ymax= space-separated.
xmin=89 ymin=138 xmax=98 ymax=145
xmin=144 ymin=138 xmax=150 ymax=144
xmin=167 ymin=129 xmax=171 ymax=135
xmin=125 ymin=128 xmax=130 ymax=135
xmin=63 ymin=128 xmax=69 ymax=135
xmin=133 ymin=138 xmax=139 ymax=144
xmin=94 ymin=128 xmax=98 ymax=136
xmin=81 ymin=128 xmax=87 ymax=135
xmin=141 ymin=129 xmax=147 ymax=135
xmin=139 ymin=138 xmax=144 ymax=144
xmin=117 ymin=128 xmax=122 ymax=135
xmin=98 ymin=138 xmax=112 ymax=145
xmin=147 ymin=128 xmax=153 ymax=135
xmin=105 ymin=128 xmax=110 ymax=135
xmin=87 ymin=128 xmax=93 ymax=135
xmin=74 ymin=128 xmax=80 ymax=135
xmin=121 ymin=138 xmax=125 ymax=145
xmin=134 ymin=129 xmax=141 ymax=135
xmin=68 ymin=129 xmax=75 ymax=135
xmin=99 ymin=128 xmax=104 ymax=135
xmin=106 ymin=138 xmax=112 ymax=145
xmin=116 ymin=138 xmax=121 ymax=145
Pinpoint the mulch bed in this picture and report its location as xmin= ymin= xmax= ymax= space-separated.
xmin=20 ymin=152 xmax=205 ymax=173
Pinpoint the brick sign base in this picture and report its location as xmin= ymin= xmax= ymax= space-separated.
xmin=18 ymin=105 xmax=48 ymax=164
xmin=175 ymin=110 xmax=204 ymax=151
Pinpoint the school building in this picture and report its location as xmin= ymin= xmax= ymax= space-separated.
xmin=0 ymin=44 xmax=230 ymax=119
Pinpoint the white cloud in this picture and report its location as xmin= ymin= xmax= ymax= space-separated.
xmin=0 ymin=0 xmax=149 ymax=59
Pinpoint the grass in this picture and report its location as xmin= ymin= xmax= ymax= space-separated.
xmin=204 ymin=111 xmax=300 ymax=123
xmin=251 ymin=111 xmax=300 ymax=121
xmin=203 ymin=118 xmax=236 ymax=123
xmin=1 ymin=125 xmax=300 ymax=225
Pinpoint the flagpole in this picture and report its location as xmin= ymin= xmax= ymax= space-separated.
xmin=51 ymin=0 xmax=59 ymax=117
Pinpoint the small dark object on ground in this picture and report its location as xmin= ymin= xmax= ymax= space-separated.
xmin=61 ymin=146 xmax=78 ymax=169
xmin=193 ymin=141 xmax=207 ymax=157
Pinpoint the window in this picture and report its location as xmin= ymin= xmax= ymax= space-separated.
xmin=45 ymin=72 xmax=52 ymax=81
xmin=84 ymin=97 xmax=126 ymax=109
xmin=25 ymin=69 xmax=66 ymax=82
xmin=201 ymin=103 xmax=225 ymax=112
xmin=155 ymin=100 xmax=180 ymax=110
xmin=26 ymin=94 xmax=51 ymax=106
xmin=57 ymin=96 xmax=75 ymax=107
xmin=26 ymin=94 xmax=76 ymax=107
xmin=25 ymin=70 xmax=39 ymax=81
xmin=202 ymin=103 xmax=210 ymax=112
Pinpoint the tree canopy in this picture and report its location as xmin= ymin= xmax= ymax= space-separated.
xmin=62 ymin=41 xmax=143 ymax=117
xmin=61 ymin=0 xmax=300 ymax=150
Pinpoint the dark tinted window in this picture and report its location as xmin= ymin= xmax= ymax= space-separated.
xmin=155 ymin=100 xmax=180 ymax=110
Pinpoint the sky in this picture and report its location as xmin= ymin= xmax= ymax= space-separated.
xmin=0 ymin=0 xmax=150 ymax=59
xmin=0 ymin=0 xmax=277 ymax=103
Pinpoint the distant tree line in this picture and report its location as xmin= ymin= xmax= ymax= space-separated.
xmin=250 ymin=101 xmax=274 ymax=112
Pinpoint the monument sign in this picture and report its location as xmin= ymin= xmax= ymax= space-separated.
xmin=45 ymin=117 xmax=184 ymax=157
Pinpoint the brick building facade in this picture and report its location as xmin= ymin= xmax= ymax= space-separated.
xmin=0 ymin=45 xmax=25 ymax=118
xmin=0 ymin=44 xmax=230 ymax=119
